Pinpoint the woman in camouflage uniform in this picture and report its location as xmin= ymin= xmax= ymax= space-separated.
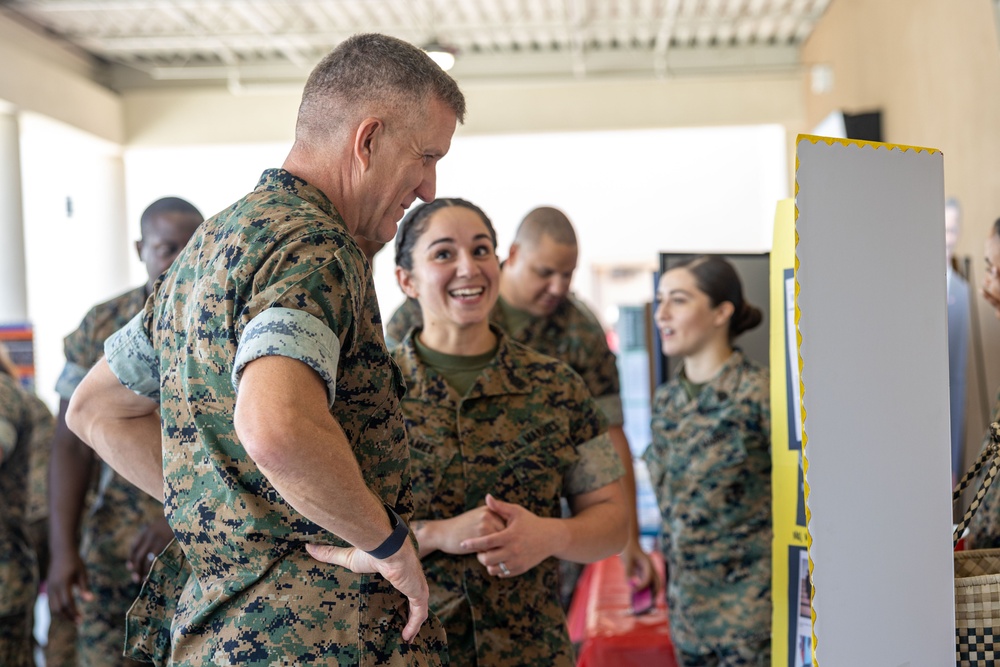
xmin=642 ymin=255 xmax=771 ymax=667
xmin=391 ymin=199 xmax=628 ymax=666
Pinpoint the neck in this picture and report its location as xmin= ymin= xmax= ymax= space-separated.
xmin=498 ymin=273 xmax=525 ymax=312
xmin=282 ymin=145 xmax=357 ymax=233
xmin=683 ymin=337 xmax=733 ymax=384
xmin=418 ymin=319 xmax=497 ymax=356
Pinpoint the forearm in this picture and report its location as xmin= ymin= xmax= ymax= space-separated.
xmin=252 ymin=422 xmax=391 ymax=551
xmin=48 ymin=406 xmax=98 ymax=554
xmin=552 ymin=492 xmax=628 ymax=563
xmin=65 ymin=359 xmax=164 ymax=502
xmin=412 ymin=520 xmax=438 ymax=558
xmin=83 ymin=412 xmax=163 ymax=501
xmin=236 ymin=355 xmax=397 ymax=552
xmin=608 ymin=425 xmax=642 ymax=546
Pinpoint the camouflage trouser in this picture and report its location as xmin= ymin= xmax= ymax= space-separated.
xmin=0 ymin=612 xmax=34 ymax=667
xmin=26 ymin=518 xmax=79 ymax=667
xmin=77 ymin=527 xmax=146 ymax=667
xmin=674 ymin=637 xmax=771 ymax=667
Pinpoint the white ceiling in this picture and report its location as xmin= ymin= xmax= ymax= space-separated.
xmin=2 ymin=0 xmax=832 ymax=90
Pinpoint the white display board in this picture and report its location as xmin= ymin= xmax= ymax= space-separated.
xmin=795 ymin=135 xmax=953 ymax=666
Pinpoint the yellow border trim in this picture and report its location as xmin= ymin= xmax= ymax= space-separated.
xmin=796 ymin=133 xmax=941 ymax=156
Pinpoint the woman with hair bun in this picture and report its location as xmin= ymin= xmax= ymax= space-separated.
xmin=642 ymin=255 xmax=771 ymax=666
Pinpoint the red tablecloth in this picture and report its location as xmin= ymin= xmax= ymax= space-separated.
xmin=567 ymin=553 xmax=678 ymax=667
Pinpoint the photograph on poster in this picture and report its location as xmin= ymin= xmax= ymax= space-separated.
xmin=788 ymin=545 xmax=813 ymax=667
xmin=783 ymin=269 xmax=803 ymax=450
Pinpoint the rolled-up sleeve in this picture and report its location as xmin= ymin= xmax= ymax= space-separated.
xmin=564 ymin=431 xmax=625 ymax=496
xmin=54 ymin=361 xmax=89 ymax=401
xmin=105 ymin=312 xmax=160 ymax=401
xmin=232 ymin=307 xmax=341 ymax=408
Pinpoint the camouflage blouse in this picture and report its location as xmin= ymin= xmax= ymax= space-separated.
xmin=106 ymin=169 xmax=444 ymax=666
xmin=642 ymin=350 xmax=771 ymax=654
xmin=393 ymin=327 xmax=624 ymax=667
xmin=0 ymin=372 xmax=36 ymax=618
xmin=387 ymin=294 xmax=624 ymax=426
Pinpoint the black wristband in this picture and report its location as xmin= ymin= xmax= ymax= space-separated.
xmin=365 ymin=504 xmax=409 ymax=560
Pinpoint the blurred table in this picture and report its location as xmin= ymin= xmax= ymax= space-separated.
xmin=567 ymin=552 xmax=678 ymax=667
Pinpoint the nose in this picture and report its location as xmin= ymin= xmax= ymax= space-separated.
xmin=415 ymin=167 xmax=437 ymax=203
xmin=456 ymin=250 xmax=479 ymax=277
xmin=654 ymin=298 xmax=669 ymax=322
xmin=547 ymin=276 xmax=570 ymax=298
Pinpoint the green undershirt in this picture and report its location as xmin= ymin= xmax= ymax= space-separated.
xmin=497 ymin=296 xmax=535 ymax=338
xmin=414 ymin=335 xmax=499 ymax=396
xmin=679 ymin=372 xmax=706 ymax=401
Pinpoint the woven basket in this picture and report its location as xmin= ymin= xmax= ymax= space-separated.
xmin=954 ymin=425 xmax=1000 ymax=666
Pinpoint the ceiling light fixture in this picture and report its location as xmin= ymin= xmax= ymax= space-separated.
xmin=423 ymin=41 xmax=457 ymax=71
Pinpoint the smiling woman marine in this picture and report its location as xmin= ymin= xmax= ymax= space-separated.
xmin=390 ymin=198 xmax=628 ymax=666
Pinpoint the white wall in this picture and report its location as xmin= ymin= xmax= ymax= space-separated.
xmin=120 ymin=124 xmax=788 ymax=326
xmin=19 ymin=112 xmax=129 ymax=409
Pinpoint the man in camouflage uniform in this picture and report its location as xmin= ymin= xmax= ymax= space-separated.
xmin=64 ymin=34 xmax=463 ymax=665
xmin=387 ymin=207 xmax=656 ymax=602
xmin=642 ymin=350 xmax=771 ymax=666
xmin=48 ymin=196 xmax=203 ymax=666
xmin=0 ymin=365 xmax=36 ymax=667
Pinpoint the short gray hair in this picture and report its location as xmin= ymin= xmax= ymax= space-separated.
xmin=296 ymin=33 xmax=466 ymax=141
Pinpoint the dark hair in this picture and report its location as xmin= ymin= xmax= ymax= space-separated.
xmin=140 ymin=197 xmax=203 ymax=237
xmin=993 ymin=217 xmax=1000 ymax=239
xmin=673 ymin=255 xmax=762 ymax=340
xmin=394 ymin=198 xmax=497 ymax=270
xmin=297 ymin=33 xmax=466 ymax=141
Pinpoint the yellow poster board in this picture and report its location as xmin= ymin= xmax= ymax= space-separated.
xmin=770 ymin=199 xmax=811 ymax=667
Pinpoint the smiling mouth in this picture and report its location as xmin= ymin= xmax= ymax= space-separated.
xmin=450 ymin=287 xmax=485 ymax=298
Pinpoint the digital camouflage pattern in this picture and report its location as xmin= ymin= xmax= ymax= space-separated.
xmin=23 ymin=393 xmax=79 ymax=667
xmin=25 ymin=393 xmax=54 ymax=525
xmin=392 ymin=327 xmax=623 ymax=667
xmin=0 ymin=373 xmax=36 ymax=667
xmin=641 ymin=350 xmax=771 ymax=661
xmin=386 ymin=295 xmax=624 ymax=426
xmin=57 ymin=284 xmax=164 ymax=667
xmin=106 ymin=169 xmax=446 ymax=666
xmin=965 ymin=388 xmax=1000 ymax=548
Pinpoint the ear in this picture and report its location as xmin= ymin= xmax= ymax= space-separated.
xmin=505 ymin=242 xmax=521 ymax=267
xmin=352 ymin=117 xmax=383 ymax=173
xmin=713 ymin=301 xmax=735 ymax=328
xmin=396 ymin=265 xmax=419 ymax=300
xmin=135 ymin=239 xmax=144 ymax=260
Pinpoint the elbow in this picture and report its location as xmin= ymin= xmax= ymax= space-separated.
xmin=65 ymin=389 xmax=93 ymax=445
xmin=235 ymin=403 xmax=294 ymax=474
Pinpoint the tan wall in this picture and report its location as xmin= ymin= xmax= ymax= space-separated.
xmin=122 ymin=71 xmax=805 ymax=146
xmin=802 ymin=0 xmax=1000 ymax=465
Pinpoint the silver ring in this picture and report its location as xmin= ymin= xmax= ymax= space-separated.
xmin=498 ymin=561 xmax=510 ymax=577
xmin=146 ymin=552 xmax=156 ymax=562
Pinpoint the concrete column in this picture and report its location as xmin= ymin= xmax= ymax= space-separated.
xmin=0 ymin=107 xmax=27 ymax=324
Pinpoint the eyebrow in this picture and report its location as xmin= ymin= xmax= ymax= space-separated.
xmin=425 ymin=233 xmax=492 ymax=249
xmin=662 ymin=288 xmax=693 ymax=298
